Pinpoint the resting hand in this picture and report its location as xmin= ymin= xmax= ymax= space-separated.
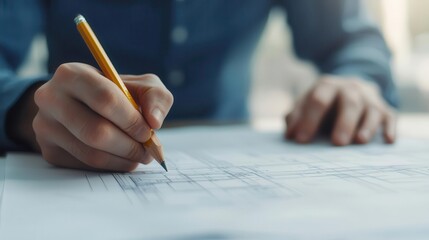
xmin=285 ymin=75 xmax=396 ymax=146
xmin=33 ymin=63 xmax=173 ymax=171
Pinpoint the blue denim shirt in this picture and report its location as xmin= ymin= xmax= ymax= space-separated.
xmin=0 ymin=0 xmax=398 ymax=150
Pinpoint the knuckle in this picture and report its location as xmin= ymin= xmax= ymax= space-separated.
xmin=307 ymin=91 xmax=328 ymax=109
xmin=123 ymin=114 xmax=142 ymax=134
xmin=93 ymin=86 xmax=119 ymax=115
xmin=32 ymin=114 xmax=50 ymax=137
xmin=319 ymin=77 xmax=335 ymax=85
xmin=55 ymin=63 xmax=94 ymax=88
xmin=143 ymin=73 xmax=161 ymax=82
xmin=366 ymin=106 xmax=380 ymax=116
xmin=339 ymin=90 xmax=361 ymax=109
xmin=56 ymin=63 xmax=72 ymax=74
xmin=347 ymin=97 xmax=361 ymax=109
xmin=347 ymin=79 xmax=362 ymax=89
xmin=148 ymin=87 xmax=165 ymax=98
xmin=80 ymin=121 xmax=111 ymax=148
xmin=55 ymin=63 xmax=76 ymax=79
xmin=369 ymin=101 xmax=384 ymax=111
xmin=33 ymin=85 xmax=50 ymax=107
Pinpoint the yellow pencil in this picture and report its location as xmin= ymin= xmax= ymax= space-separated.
xmin=74 ymin=14 xmax=167 ymax=172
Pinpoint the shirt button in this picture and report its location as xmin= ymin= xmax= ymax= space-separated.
xmin=169 ymin=70 xmax=185 ymax=87
xmin=171 ymin=26 xmax=188 ymax=44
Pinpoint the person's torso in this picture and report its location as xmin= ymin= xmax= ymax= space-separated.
xmin=44 ymin=0 xmax=273 ymax=120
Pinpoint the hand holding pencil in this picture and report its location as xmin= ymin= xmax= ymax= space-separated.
xmin=32 ymin=15 xmax=173 ymax=172
xmin=74 ymin=14 xmax=169 ymax=171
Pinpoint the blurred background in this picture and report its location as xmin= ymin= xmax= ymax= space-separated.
xmin=18 ymin=0 xmax=429 ymax=122
xmin=251 ymin=0 xmax=429 ymax=121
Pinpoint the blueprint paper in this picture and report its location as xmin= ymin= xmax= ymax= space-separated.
xmin=1 ymin=126 xmax=429 ymax=239
xmin=0 ymin=157 xmax=4 ymax=224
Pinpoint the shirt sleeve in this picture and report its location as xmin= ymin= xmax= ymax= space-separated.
xmin=0 ymin=1 xmax=48 ymax=151
xmin=281 ymin=0 xmax=399 ymax=107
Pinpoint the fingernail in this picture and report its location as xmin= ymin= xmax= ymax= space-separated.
xmin=296 ymin=132 xmax=308 ymax=142
xmin=152 ymin=108 xmax=164 ymax=125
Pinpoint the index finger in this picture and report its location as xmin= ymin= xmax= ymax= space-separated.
xmin=294 ymin=83 xmax=337 ymax=143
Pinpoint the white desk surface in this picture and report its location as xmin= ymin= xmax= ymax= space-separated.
xmin=1 ymin=114 xmax=429 ymax=240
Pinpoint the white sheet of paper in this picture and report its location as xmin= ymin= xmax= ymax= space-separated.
xmin=0 ymin=156 xmax=4 ymax=219
xmin=1 ymin=126 xmax=429 ymax=239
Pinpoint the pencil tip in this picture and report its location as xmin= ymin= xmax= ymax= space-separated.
xmin=160 ymin=161 xmax=168 ymax=172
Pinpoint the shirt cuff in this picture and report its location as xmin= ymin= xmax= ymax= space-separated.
xmin=0 ymin=76 xmax=47 ymax=151
xmin=320 ymin=46 xmax=400 ymax=108
xmin=329 ymin=66 xmax=399 ymax=109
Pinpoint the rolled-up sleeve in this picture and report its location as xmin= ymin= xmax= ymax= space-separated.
xmin=281 ymin=0 xmax=399 ymax=107
xmin=0 ymin=1 xmax=47 ymax=151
